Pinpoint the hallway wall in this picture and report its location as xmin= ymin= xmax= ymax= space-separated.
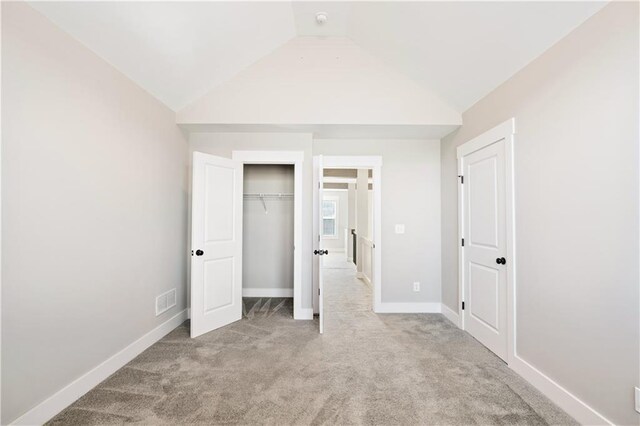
xmin=440 ymin=3 xmax=639 ymax=424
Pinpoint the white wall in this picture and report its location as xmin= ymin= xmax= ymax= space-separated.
xmin=440 ymin=3 xmax=639 ymax=424
xmin=243 ymin=165 xmax=294 ymax=291
xmin=189 ymin=132 xmax=314 ymax=309
xmin=1 ymin=3 xmax=188 ymax=423
xmin=322 ymin=190 xmax=348 ymax=251
xmin=314 ymin=139 xmax=441 ymax=304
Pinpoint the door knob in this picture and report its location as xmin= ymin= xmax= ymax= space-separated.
xmin=496 ymin=257 xmax=506 ymax=264
xmin=195 ymin=249 xmax=204 ymax=256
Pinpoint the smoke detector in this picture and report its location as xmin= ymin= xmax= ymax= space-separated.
xmin=316 ymin=12 xmax=328 ymax=25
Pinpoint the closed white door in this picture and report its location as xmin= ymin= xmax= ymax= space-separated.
xmin=191 ymin=152 xmax=243 ymax=338
xmin=313 ymin=156 xmax=325 ymax=334
xmin=462 ymin=139 xmax=508 ymax=360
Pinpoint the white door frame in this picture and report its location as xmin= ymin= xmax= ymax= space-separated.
xmin=457 ymin=118 xmax=516 ymax=363
xmin=319 ymin=156 xmax=383 ymax=312
xmin=232 ymin=150 xmax=305 ymax=320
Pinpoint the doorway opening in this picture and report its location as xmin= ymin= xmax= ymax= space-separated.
xmin=319 ymin=168 xmax=374 ymax=332
xmin=233 ymin=151 xmax=305 ymax=320
xmin=242 ymin=164 xmax=295 ymax=318
xmin=313 ymin=156 xmax=382 ymax=333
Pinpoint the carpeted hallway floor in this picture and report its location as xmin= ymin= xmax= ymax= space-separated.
xmin=48 ymin=254 xmax=575 ymax=425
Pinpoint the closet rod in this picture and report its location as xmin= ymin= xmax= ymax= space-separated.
xmin=243 ymin=193 xmax=293 ymax=198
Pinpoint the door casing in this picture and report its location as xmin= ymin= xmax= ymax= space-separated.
xmin=231 ymin=150 xmax=306 ymax=320
xmin=457 ymin=118 xmax=516 ymax=363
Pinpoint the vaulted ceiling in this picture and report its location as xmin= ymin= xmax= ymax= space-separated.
xmin=29 ymin=1 xmax=606 ymax=113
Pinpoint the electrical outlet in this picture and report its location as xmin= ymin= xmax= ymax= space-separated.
xmin=635 ymin=387 xmax=640 ymax=413
xmin=395 ymin=224 xmax=405 ymax=234
xmin=413 ymin=282 xmax=420 ymax=292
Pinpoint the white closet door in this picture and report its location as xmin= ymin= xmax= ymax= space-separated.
xmin=191 ymin=152 xmax=243 ymax=338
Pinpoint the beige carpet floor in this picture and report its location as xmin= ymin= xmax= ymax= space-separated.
xmin=48 ymin=257 xmax=575 ymax=425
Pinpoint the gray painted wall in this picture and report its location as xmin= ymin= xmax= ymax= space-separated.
xmin=1 ymin=3 xmax=189 ymax=423
xmin=243 ymin=165 xmax=294 ymax=290
xmin=314 ymin=139 xmax=441 ymax=304
xmin=440 ymin=3 xmax=639 ymax=423
xmin=189 ymin=132 xmax=314 ymax=309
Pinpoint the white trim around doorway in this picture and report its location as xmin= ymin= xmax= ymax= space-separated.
xmin=232 ymin=150 xmax=309 ymax=320
xmin=456 ymin=118 xmax=516 ymax=360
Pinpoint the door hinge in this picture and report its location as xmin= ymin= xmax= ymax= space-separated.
xmin=318 ymin=289 xmax=321 ymax=295
xmin=458 ymin=175 xmax=464 ymax=184
xmin=462 ymin=301 xmax=465 ymax=310
xmin=461 ymin=238 xmax=464 ymax=247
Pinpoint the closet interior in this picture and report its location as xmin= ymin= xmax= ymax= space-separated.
xmin=242 ymin=164 xmax=295 ymax=315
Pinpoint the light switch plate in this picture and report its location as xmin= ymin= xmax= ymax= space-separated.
xmin=413 ymin=282 xmax=420 ymax=292
xmin=395 ymin=224 xmax=405 ymax=234
xmin=635 ymin=387 xmax=640 ymax=413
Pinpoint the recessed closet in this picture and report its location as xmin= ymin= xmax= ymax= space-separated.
xmin=242 ymin=164 xmax=294 ymax=312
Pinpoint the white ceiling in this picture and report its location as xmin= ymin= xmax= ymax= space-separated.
xmin=29 ymin=1 xmax=607 ymax=113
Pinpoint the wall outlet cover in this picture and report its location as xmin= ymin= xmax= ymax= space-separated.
xmin=395 ymin=224 xmax=405 ymax=234
xmin=413 ymin=282 xmax=420 ymax=292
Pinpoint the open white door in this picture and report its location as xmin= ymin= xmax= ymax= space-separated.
xmin=191 ymin=152 xmax=243 ymax=338
xmin=313 ymin=156 xmax=325 ymax=333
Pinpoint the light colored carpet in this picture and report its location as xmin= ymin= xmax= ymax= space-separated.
xmin=48 ymin=263 xmax=575 ymax=425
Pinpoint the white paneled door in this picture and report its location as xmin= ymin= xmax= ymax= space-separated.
xmin=461 ymin=139 xmax=508 ymax=360
xmin=191 ymin=152 xmax=243 ymax=338
xmin=313 ymin=156 xmax=326 ymax=334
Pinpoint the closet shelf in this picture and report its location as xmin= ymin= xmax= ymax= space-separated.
xmin=243 ymin=193 xmax=293 ymax=214
xmin=243 ymin=193 xmax=294 ymax=198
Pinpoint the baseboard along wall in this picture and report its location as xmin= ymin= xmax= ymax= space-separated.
xmin=11 ymin=309 xmax=188 ymax=425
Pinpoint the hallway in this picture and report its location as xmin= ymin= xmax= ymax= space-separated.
xmin=323 ymin=252 xmax=373 ymax=334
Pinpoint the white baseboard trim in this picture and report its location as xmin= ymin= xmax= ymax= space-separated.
xmin=509 ymin=354 xmax=612 ymax=425
xmin=356 ymin=272 xmax=364 ymax=279
xmin=361 ymin=274 xmax=372 ymax=286
xmin=11 ymin=309 xmax=188 ymax=425
xmin=295 ymin=307 xmax=314 ymax=320
xmin=441 ymin=303 xmax=460 ymax=327
xmin=374 ymin=302 xmax=441 ymax=313
xmin=242 ymin=288 xmax=293 ymax=298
